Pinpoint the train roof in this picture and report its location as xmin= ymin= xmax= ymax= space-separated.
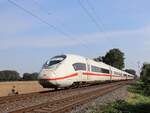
xmin=59 ymin=54 xmax=135 ymax=76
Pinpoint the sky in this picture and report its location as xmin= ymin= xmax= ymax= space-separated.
xmin=0 ymin=0 xmax=150 ymax=76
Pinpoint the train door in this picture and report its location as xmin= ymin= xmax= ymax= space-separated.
xmin=86 ymin=58 xmax=90 ymax=81
xmin=109 ymin=67 xmax=112 ymax=81
xmin=78 ymin=70 xmax=83 ymax=82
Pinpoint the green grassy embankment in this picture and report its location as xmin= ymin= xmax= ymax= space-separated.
xmin=90 ymin=81 xmax=150 ymax=113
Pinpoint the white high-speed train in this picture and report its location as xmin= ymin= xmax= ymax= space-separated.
xmin=38 ymin=54 xmax=134 ymax=89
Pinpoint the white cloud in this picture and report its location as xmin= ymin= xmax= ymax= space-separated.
xmin=0 ymin=25 xmax=150 ymax=49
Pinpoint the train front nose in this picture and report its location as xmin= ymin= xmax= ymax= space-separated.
xmin=38 ymin=70 xmax=57 ymax=88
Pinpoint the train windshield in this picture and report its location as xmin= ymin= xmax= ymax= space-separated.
xmin=43 ymin=55 xmax=66 ymax=68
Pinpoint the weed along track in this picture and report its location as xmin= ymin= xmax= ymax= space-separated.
xmin=4 ymin=81 xmax=133 ymax=113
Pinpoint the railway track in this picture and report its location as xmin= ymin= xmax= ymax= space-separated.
xmin=0 ymin=92 xmax=38 ymax=104
xmin=0 ymin=81 xmax=121 ymax=105
xmin=7 ymin=80 xmax=132 ymax=113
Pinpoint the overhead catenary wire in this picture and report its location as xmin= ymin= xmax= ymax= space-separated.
xmin=8 ymin=0 xmax=71 ymax=38
xmin=32 ymin=0 xmax=75 ymax=38
xmin=78 ymin=0 xmax=104 ymax=32
xmin=86 ymin=0 xmax=105 ymax=31
xmin=32 ymin=0 xmax=51 ymax=15
xmin=8 ymin=0 xmax=90 ymax=49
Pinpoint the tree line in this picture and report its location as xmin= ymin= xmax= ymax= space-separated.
xmin=93 ymin=48 xmax=136 ymax=76
xmin=140 ymin=63 xmax=150 ymax=95
xmin=0 ymin=48 xmax=149 ymax=82
xmin=0 ymin=70 xmax=38 ymax=82
xmin=0 ymin=70 xmax=20 ymax=81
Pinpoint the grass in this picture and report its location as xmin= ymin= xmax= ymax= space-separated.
xmin=99 ymin=94 xmax=150 ymax=113
xmin=88 ymin=80 xmax=150 ymax=113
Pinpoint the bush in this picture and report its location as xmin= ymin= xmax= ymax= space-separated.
xmin=140 ymin=63 xmax=150 ymax=82
xmin=22 ymin=72 xmax=38 ymax=81
xmin=99 ymin=99 xmax=150 ymax=113
xmin=140 ymin=63 xmax=150 ymax=96
xmin=0 ymin=70 xmax=20 ymax=81
xmin=100 ymin=100 xmax=128 ymax=113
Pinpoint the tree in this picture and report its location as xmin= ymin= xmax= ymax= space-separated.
xmin=22 ymin=72 xmax=38 ymax=81
xmin=125 ymin=69 xmax=137 ymax=79
xmin=103 ymin=48 xmax=125 ymax=69
xmin=124 ymin=69 xmax=136 ymax=75
xmin=140 ymin=63 xmax=150 ymax=96
xmin=140 ymin=63 xmax=150 ymax=83
xmin=0 ymin=70 xmax=20 ymax=81
xmin=93 ymin=56 xmax=104 ymax=62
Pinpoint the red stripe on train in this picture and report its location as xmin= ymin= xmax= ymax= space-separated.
xmin=83 ymin=72 xmax=112 ymax=76
xmin=46 ymin=73 xmax=78 ymax=80
xmin=46 ymin=72 xmax=112 ymax=80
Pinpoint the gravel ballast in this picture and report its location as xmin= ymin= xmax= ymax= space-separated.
xmin=0 ymin=83 xmax=123 ymax=113
xmin=0 ymin=83 xmax=129 ymax=113
xmin=70 ymin=85 xmax=129 ymax=113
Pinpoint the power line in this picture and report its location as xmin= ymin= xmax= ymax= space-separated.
xmin=8 ymin=0 xmax=90 ymax=49
xmin=8 ymin=0 xmax=71 ymax=38
xmin=32 ymin=0 xmax=91 ymax=49
xmin=32 ymin=0 xmax=75 ymax=36
xmin=32 ymin=0 xmax=51 ymax=15
xmin=86 ymin=0 xmax=105 ymax=31
xmin=78 ymin=0 xmax=104 ymax=32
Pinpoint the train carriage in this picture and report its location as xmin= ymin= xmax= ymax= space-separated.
xmin=38 ymin=54 xmax=134 ymax=88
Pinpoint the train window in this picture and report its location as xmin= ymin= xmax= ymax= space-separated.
xmin=91 ymin=66 xmax=110 ymax=74
xmin=123 ymin=74 xmax=127 ymax=76
xmin=114 ymin=71 xmax=122 ymax=76
xmin=43 ymin=55 xmax=66 ymax=68
xmin=101 ymin=68 xmax=110 ymax=74
xmin=73 ymin=63 xmax=86 ymax=71
xmin=91 ymin=66 xmax=101 ymax=73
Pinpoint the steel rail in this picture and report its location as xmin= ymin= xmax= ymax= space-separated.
xmin=9 ymin=81 xmax=132 ymax=113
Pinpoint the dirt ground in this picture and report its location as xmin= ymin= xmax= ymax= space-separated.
xmin=0 ymin=81 xmax=49 ymax=97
